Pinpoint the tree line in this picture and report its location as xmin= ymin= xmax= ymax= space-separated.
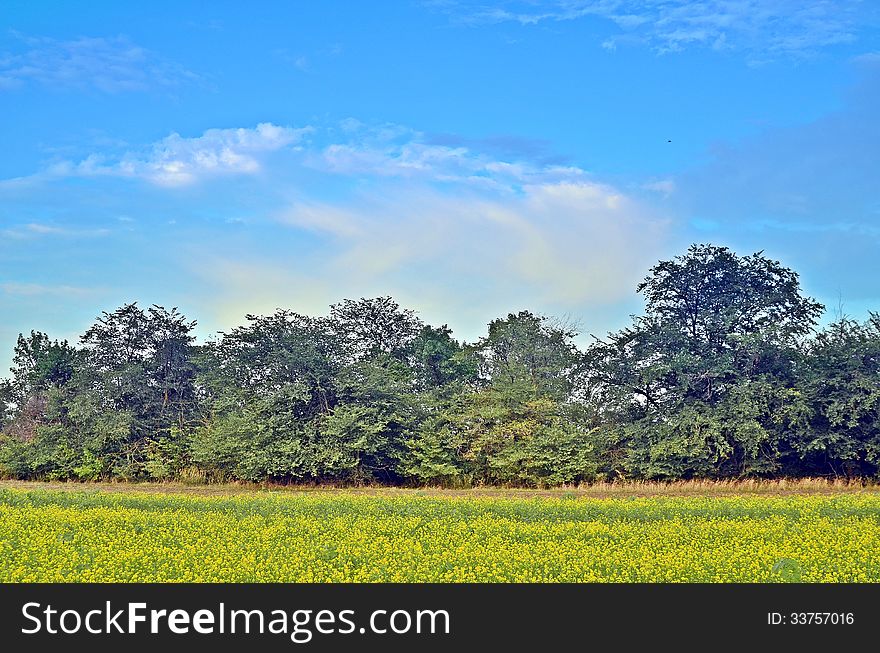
xmin=2 ymin=244 xmax=879 ymax=485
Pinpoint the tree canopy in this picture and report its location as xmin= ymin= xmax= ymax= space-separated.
xmin=2 ymin=244 xmax=877 ymax=485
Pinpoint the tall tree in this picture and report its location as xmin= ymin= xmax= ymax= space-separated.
xmin=587 ymin=244 xmax=823 ymax=478
xmin=72 ymin=304 xmax=198 ymax=478
xmin=406 ymin=324 xmax=477 ymax=391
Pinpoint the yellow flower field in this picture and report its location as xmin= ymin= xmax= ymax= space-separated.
xmin=1 ymin=488 xmax=879 ymax=582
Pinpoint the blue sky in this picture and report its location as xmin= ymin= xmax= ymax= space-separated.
xmin=1 ymin=0 xmax=879 ymax=369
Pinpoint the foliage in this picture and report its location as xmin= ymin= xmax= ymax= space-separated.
xmin=793 ymin=315 xmax=880 ymax=476
xmin=2 ymin=244 xmax=879 ymax=484
xmin=1 ymin=305 xmax=197 ymax=480
xmin=586 ymin=244 xmax=825 ymax=479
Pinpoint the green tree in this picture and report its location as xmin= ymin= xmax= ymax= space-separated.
xmin=477 ymin=311 xmax=578 ymax=399
xmin=406 ymin=311 xmax=595 ymax=486
xmin=192 ymin=310 xmax=339 ymax=481
xmin=0 ymin=332 xmax=85 ymax=478
xmin=794 ymin=315 xmax=880 ymax=477
xmin=321 ymin=298 xmax=437 ymax=483
xmin=0 ymin=304 xmax=198 ymax=480
xmin=320 ymin=356 xmax=421 ymax=483
xmin=586 ymin=244 xmax=823 ymax=479
xmin=76 ymin=304 xmax=198 ymax=478
xmin=407 ymin=324 xmax=477 ymax=391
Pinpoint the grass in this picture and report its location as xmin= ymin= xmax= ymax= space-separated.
xmin=0 ymin=477 xmax=874 ymax=498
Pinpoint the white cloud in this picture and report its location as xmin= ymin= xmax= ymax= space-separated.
xmin=853 ymin=51 xmax=880 ymax=65
xmin=275 ymin=43 xmax=342 ymax=74
xmin=17 ymin=119 xmax=568 ymax=191
xmin=251 ymin=122 xmax=667 ymax=306
xmin=63 ymin=123 xmax=312 ymax=187
xmin=294 ymin=56 xmax=310 ymax=72
xmin=23 ymin=223 xmax=66 ymax=235
xmin=0 ymin=34 xmax=198 ymax=92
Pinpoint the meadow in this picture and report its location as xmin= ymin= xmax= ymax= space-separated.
xmin=1 ymin=481 xmax=879 ymax=583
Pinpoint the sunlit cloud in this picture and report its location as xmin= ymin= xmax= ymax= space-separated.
xmin=53 ymin=123 xmax=313 ymax=187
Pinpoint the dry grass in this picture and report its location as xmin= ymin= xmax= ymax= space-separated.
xmin=0 ymin=477 xmax=876 ymax=499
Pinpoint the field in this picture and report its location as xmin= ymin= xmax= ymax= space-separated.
xmin=1 ymin=481 xmax=879 ymax=582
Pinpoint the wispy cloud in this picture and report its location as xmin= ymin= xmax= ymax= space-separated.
xmin=0 ymin=33 xmax=199 ymax=92
xmin=38 ymin=120 xmax=576 ymax=190
xmin=742 ymin=219 xmax=880 ymax=236
xmin=1 ymin=222 xmax=111 ymax=239
xmin=273 ymin=180 xmax=667 ymax=305
xmin=274 ymin=43 xmax=343 ymax=74
xmin=0 ymin=282 xmax=99 ymax=297
xmin=200 ymin=175 xmax=669 ymax=341
xmin=306 ymin=121 xmax=589 ymax=192
xmin=424 ymin=132 xmax=569 ymax=165
xmin=274 ymin=48 xmax=312 ymax=72
xmin=433 ymin=1 xmax=876 ymax=59
xmin=642 ymin=178 xmax=676 ymax=197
